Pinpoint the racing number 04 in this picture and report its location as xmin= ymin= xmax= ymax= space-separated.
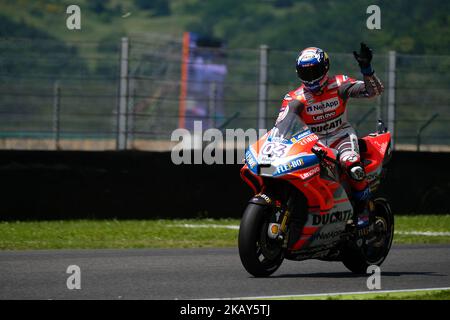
xmin=261 ymin=143 xmax=287 ymax=158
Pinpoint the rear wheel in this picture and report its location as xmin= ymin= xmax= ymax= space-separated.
xmin=238 ymin=203 xmax=285 ymax=277
xmin=342 ymin=198 xmax=394 ymax=274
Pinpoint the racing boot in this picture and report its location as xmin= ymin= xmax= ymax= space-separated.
xmin=353 ymin=188 xmax=371 ymax=231
xmin=344 ymin=163 xmax=370 ymax=227
xmin=350 ymin=187 xmax=379 ymax=247
xmin=345 ymin=187 xmax=370 ymax=233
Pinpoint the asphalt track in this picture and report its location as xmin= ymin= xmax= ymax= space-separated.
xmin=0 ymin=244 xmax=449 ymax=299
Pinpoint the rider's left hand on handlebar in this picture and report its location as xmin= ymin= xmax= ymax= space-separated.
xmin=312 ymin=143 xmax=338 ymax=165
xmin=311 ymin=144 xmax=328 ymax=160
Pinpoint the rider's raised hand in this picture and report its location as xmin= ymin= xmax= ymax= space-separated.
xmin=353 ymin=42 xmax=374 ymax=75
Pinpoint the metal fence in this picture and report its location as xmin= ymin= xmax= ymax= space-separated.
xmin=0 ymin=34 xmax=449 ymax=151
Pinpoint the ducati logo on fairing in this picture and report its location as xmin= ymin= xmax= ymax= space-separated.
xmin=312 ymin=210 xmax=353 ymax=226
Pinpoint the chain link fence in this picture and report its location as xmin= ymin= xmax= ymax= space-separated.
xmin=0 ymin=35 xmax=449 ymax=151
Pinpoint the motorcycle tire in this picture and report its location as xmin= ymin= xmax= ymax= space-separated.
xmin=342 ymin=197 xmax=394 ymax=274
xmin=238 ymin=203 xmax=285 ymax=277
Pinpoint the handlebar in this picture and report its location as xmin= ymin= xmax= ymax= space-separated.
xmin=311 ymin=144 xmax=339 ymax=166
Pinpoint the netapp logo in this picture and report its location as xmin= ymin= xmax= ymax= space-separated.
xmin=306 ymin=98 xmax=339 ymax=115
xmin=312 ymin=209 xmax=353 ymax=226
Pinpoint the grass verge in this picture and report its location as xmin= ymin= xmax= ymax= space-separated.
xmin=0 ymin=219 xmax=238 ymax=250
xmin=0 ymin=215 xmax=449 ymax=250
xmin=394 ymin=215 xmax=450 ymax=244
xmin=267 ymin=289 xmax=450 ymax=300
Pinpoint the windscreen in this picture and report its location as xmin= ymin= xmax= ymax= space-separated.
xmin=271 ymin=105 xmax=309 ymax=141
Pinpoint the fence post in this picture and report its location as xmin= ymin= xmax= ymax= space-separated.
xmin=376 ymin=95 xmax=381 ymax=124
xmin=258 ymin=45 xmax=269 ymax=130
xmin=387 ymin=50 xmax=396 ymax=148
xmin=417 ymin=113 xmax=439 ymax=152
xmin=128 ymin=86 xmax=136 ymax=149
xmin=208 ymin=81 xmax=217 ymax=129
xmin=53 ymin=81 xmax=61 ymax=150
xmin=117 ymin=37 xmax=129 ymax=151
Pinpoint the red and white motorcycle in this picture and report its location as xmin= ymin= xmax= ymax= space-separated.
xmin=239 ymin=105 xmax=394 ymax=277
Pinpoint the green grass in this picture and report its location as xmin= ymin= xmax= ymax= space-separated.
xmin=0 ymin=215 xmax=449 ymax=250
xmin=394 ymin=215 xmax=450 ymax=244
xmin=0 ymin=219 xmax=239 ymax=250
xmin=0 ymin=0 xmax=193 ymax=72
xmin=267 ymin=289 xmax=450 ymax=300
xmin=0 ymin=0 xmax=189 ymax=41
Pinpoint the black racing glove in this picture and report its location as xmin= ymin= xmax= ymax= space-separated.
xmin=353 ymin=42 xmax=374 ymax=75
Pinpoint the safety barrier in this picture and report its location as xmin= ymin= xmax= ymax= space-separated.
xmin=0 ymin=150 xmax=448 ymax=220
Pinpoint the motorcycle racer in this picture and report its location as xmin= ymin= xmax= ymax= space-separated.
xmin=276 ymin=43 xmax=384 ymax=231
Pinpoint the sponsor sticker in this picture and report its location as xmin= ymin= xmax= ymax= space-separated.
xmin=290 ymin=130 xmax=312 ymax=143
xmin=298 ymin=133 xmax=319 ymax=146
xmin=312 ymin=111 xmax=336 ymax=121
xmin=276 ymin=158 xmax=304 ymax=175
xmin=245 ymin=150 xmax=257 ymax=169
xmin=305 ymin=97 xmax=340 ymax=115
xmin=276 ymin=105 xmax=289 ymax=124
xmin=310 ymin=117 xmax=343 ymax=133
xmin=299 ymin=166 xmax=320 ymax=179
xmin=312 ymin=209 xmax=353 ymax=226
xmin=311 ymin=230 xmax=342 ymax=241
xmin=258 ymin=193 xmax=272 ymax=204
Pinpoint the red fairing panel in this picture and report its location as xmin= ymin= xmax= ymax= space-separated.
xmin=361 ymin=132 xmax=391 ymax=174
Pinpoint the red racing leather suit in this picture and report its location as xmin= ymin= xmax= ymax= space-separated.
xmin=277 ymin=73 xmax=384 ymax=196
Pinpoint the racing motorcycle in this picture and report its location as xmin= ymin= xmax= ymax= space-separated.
xmin=239 ymin=105 xmax=394 ymax=277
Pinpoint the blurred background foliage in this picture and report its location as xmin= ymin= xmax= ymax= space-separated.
xmin=0 ymin=0 xmax=448 ymax=148
xmin=0 ymin=0 xmax=448 ymax=54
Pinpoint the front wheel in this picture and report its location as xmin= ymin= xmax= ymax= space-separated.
xmin=342 ymin=198 xmax=394 ymax=274
xmin=238 ymin=203 xmax=285 ymax=277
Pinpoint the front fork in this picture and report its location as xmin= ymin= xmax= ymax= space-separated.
xmin=266 ymin=195 xmax=294 ymax=248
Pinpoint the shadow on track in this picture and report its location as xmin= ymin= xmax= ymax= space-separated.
xmin=266 ymin=271 xmax=446 ymax=279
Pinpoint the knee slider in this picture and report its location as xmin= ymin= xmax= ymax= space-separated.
xmin=340 ymin=152 xmax=360 ymax=168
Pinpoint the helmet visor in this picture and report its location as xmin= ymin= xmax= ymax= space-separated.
xmin=298 ymin=63 xmax=327 ymax=83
